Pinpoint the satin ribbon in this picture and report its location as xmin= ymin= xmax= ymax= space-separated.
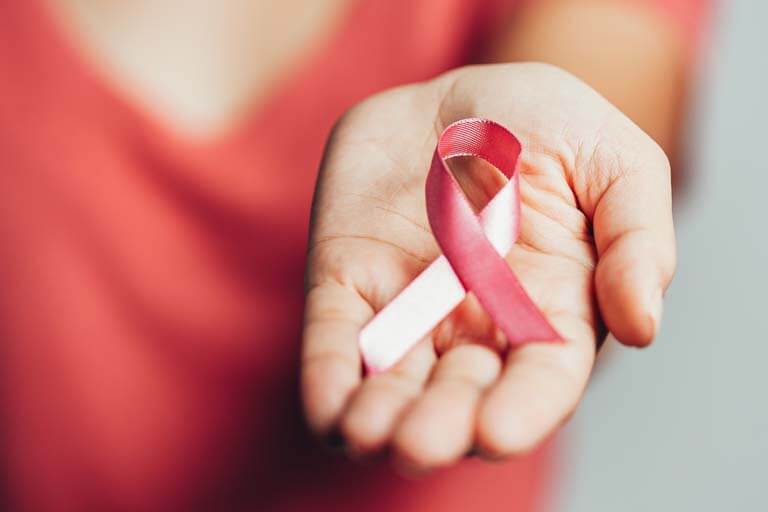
xmin=359 ymin=118 xmax=561 ymax=373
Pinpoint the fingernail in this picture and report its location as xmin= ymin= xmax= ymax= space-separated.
xmin=649 ymin=287 xmax=664 ymax=335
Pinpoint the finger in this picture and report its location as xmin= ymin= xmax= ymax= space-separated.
xmin=476 ymin=315 xmax=595 ymax=457
xmin=392 ymin=344 xmax=501 ymax=471
xmin=582 ymin=130 xmax=676 ymax=347
xmin=339 ymin=339 xmax=435 ymax=456
xmin=301 ymin=281 xmax=372 ymax=436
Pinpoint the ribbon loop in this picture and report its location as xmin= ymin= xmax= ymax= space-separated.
xmin=359 ymin=118 xmax=560 ymax=373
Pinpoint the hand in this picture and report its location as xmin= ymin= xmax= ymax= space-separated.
xmin=301 ymin=63 xmax=675 ymax=472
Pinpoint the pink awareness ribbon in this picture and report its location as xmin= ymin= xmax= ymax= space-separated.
xmin=359 ymin=118 xmax=561 ymax=373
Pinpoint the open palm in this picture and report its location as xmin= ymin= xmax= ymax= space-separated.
xmin=302 ymin=64 xmax=675 ymax=471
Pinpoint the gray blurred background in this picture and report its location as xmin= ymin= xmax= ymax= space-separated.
xmin=557 ymin=2 xmax=768 ymax=510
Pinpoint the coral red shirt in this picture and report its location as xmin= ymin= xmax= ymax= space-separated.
xmin=0 ymin=1 xmax=707 ymax=510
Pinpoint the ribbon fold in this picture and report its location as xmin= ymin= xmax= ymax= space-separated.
xmin=359 ymin=118 xmax=560 ymax=373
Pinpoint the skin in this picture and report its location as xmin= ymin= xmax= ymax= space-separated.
xmin=50 ymin=0 xmax=687 ymax=149
xmin=46 ymin=0 xmax=687 ymax=493
xmin=302 ymin=0 xmax=688 ymax=472
xmin=489 ymin=0 xmax=688 ymax=154
xmin=49 ymin=0 xmax=351 ymax=137
xmin=302 ymin=63 xmax=676 ymax=471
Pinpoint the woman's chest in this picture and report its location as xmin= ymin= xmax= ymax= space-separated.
xmin=45 ymin=0 xmax=353 ymax=139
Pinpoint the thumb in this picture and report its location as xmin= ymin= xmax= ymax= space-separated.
xmin=581 ymin=130 xmax=676 ymax=347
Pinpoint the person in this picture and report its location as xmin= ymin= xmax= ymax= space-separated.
xmin=0 ymin=0 xmax=709 ymax=510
